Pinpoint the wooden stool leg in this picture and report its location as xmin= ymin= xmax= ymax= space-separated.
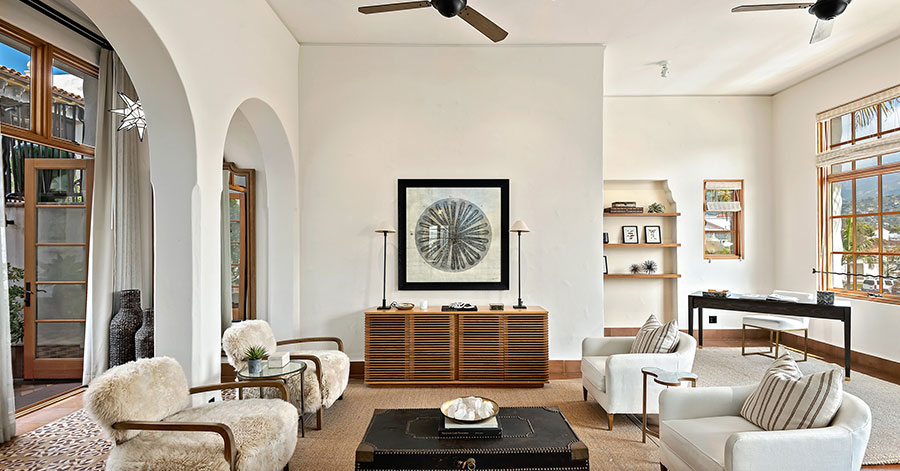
xmin=316 ymin=408 xmax=323 ymax=430
xmin=608 ymin=413 xmax=614 ymax=431
xmin=768 ymin=330 xmax=774 ymax=353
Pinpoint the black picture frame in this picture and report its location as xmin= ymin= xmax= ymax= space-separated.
xmin=398 ymin=179 xmax=510 ymax=291
xmin=603 ymin=255 xmax=608 ymax=274
xmin=622 ymin=225 xmax=639 ymax=244
xmin=603 ymin=232 xmax=609 ymax=244
xmin=644 ymin=225 xmax=662 ymax=244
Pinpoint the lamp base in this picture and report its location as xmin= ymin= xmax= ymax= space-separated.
xmin=377 ymin=299 xmax=391 ymax=310
xmin=513 ymin=299 xmax=527 ymax=309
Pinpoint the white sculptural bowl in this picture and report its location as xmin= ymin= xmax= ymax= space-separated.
xmin=440 ymin=396 xmax=500 ymax=423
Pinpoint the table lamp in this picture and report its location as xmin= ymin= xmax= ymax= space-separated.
xmin=375 ymin=222 xmax=396 ymax=310
xmin=510 ymin=220 xmax=530 ymax=309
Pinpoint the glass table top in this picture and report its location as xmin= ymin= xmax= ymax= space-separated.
xmin=237 ymin=360 xmax=307 ymax=380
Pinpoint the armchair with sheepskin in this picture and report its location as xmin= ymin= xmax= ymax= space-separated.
xmin=84 ymin=357 xmax=298 ymax=471
xmin=222 ymin=320 xmax=350 ymax=430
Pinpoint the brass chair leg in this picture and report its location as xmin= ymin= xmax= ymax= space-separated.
xmin=608 ymin=413 xmax=614 ymax=431
xmin=802 ymin=329 xmax=809 ymax=362
xmin=768 ymin=330 xmax=774 ymax=353
xmin=741 ymin=324 xmax=746 ymax=356
xmin=774 ymin=330 xmax=780 ymax=358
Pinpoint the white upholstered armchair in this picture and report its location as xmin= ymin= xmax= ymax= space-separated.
xmin=222 ymin=320 xmax=350 ymax=430
xmin=84 ymin=357 xmax=298 ymax=471
xmin=582 ymin=332 xmax=697 ymax=430
xmin=659 ymin=385 xmax=872 ymax=471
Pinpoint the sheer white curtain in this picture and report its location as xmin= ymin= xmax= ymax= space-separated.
xmin=0 ymin=177 xmax=16 ymax=442
xmin=84 ymin=49 xmax=152 ymax=384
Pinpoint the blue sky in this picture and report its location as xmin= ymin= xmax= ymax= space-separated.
xmin=1 ymin=41 xmax=30 ymax=74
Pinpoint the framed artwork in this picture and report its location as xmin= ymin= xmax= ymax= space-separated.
xmin=644 ymin=225 xmax=662 ymax=244
xmin=603 ymin=255 xmax=608 ymax=275
xmin=622 ymin=225 xmax=639 ymax=244
xmin=398 ymin=179 xmax=509 ymax=290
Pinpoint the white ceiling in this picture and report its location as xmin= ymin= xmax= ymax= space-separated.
xmin=266 ymin=0 xmax=900 ymax=96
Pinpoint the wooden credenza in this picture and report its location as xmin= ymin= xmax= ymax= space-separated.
xmin=364 ymin=306 xmax=549 ymax=387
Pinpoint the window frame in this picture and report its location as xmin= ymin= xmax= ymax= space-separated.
xmin=703 ymin=179 xmax=744 ymax=260
xmin=0 ymin=18 xmax=97 ymax=157
xmin=224 ymin=162 xmax=256 ymax=321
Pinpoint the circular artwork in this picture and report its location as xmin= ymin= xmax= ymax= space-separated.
xmin=415 ymin=198 xmax=492 ymax=272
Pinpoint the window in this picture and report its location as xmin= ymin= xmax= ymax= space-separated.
xmin=224 ymin=162 xmax=256 ymax=322
xmin=704 ymin=180 xmax=744 ymax=259
xmin=0 ymin=19 xmax=97 ymax=159
xmin=818 ymin=86 xmax=900 ymax=304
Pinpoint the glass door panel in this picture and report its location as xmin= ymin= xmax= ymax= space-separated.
xmin=24 ymin=158 xmax=93 ymax=379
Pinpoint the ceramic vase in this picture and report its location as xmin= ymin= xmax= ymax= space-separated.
xmin=135 ymin=308 xmax=154 ymax=359
xmin=109 ymin=289 xmax=141 ymax=368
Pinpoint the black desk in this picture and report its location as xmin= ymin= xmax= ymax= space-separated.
xmin=687 ymin=292 xmax=852 ymax=379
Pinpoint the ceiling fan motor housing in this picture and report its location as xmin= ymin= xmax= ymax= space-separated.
xmin=809 ymin=0 xmax=851 ymax=20
xmin=433 ymin=0 xmax=467 ymax=17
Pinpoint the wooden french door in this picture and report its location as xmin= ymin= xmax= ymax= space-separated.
xmin=23 ymin=158 xmax=93 ymax=379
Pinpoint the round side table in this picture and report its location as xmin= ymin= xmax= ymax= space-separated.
xmin=237 ymin=360 xmax=307 ymax=437
xmin=641 ymin=367 xmax=698 ymax=443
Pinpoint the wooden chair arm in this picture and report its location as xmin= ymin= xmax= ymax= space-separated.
xmin=190 ymin=381 xmax=290 ymax=402
xmin=112 ymin=420 xmax=236 ymax=470
xmin=277 ymin=336 xmax=344 ymax=352
xmin=289 ymin=354 xmax=323 ymax=397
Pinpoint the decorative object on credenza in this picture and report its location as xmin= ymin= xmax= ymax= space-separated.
xmin=391 ymin=301 xmax=415 ymax=310
xmin=245 ymin=345 xmax=267 ymax=375
xmin=375 ymin=222 xmax=396 ymax=310
xmin=441 ymin=396 xmax=499 ymax=423
xmin=134 ymin=307 xmax=154 ymax=359
xmin=642 ymin=260 xmax=659 ymax=274
xmin=603 ymin=232 xmax=609 ymax=244
xmin=644 ymin=225 xmax=662 ymax=244
xmin=648 ymin=202 xmax=665 ymax=213
xmin=622 ymin=225 xmax=639 ymax=244
xmin=630 ymin=263 xmax=642 ymax=275
xmin=398 ymin=179 xmax=509 ymax=291
xmin=817 ymin=290 xmax=835 ymax=305
xmin=603 ymin=256 xmax=609 ymax=275
xmin=442 ymin=302 xmax=478 ymax=312
xmin=108 ymin=92 xmax=147 ymax=141
xmin=510 ymin=219 xmax=530 ymax=309
xmin=605 ymin=201 xmax=644 ymax=214
xmin=108 ymin=289 xmax=142 ymax=368
xmin=420 ymin=299 xmax=429 ymax=310
xmin=489 ymin=303 xmax=505 ymax=311
xmin=702 ymin=290 xmax=730 ymax=298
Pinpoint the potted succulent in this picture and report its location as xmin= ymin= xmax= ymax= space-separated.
xmin=245 ymin=346 xmax=267 ymax=374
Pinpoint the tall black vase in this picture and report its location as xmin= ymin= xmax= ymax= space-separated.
xmin=109 ymin=289 xmax=141 ymax=368
xmin=135 ymin=308 xmax=154 ymax=359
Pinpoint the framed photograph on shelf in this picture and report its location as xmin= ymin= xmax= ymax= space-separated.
xmin=398 ymin=179 xmax=509 ymax=290
xmin=622 ymin=225 xmax=639 ymax=244
xmin=603 ymin=255 xmax=609 ymax=274
xmin=603 ymin=232 xmax=609 ymax=244
xmin=644 ymin=225 xmax=662 ymax=244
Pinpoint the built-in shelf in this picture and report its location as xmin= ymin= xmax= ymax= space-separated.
xmin=603 ymin=212 xmax=681 ymax=217
xmin=604 ymin=274 xmax=682 ymax=279
xmin=605 ymin=243 xmax=681 ymax=248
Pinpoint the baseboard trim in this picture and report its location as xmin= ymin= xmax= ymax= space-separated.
xmin=605 ymin=327 xmax=768 ymax=341
xmin=779 ymin=332 xmax=900 ymax=385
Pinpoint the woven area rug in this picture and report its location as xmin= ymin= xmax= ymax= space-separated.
xmin=0 ymin=346 xmax=897 ymax=470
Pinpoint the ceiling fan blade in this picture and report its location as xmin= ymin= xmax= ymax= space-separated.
xmin=458 ymin=6 xmax=508 ymax=42
xmin=358 ymin=1 xmax=430 ymax=14
xmin=810 ymin=18 xmax=834 ymax=43
xmin=731 ymin=3 xmax=814 ymax=12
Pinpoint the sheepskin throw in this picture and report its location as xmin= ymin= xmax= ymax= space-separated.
xmin=84 ymin=357 xmax=190 ymax=442
xmin=740 ymin=354 xmax=844 ymax=431
xmin=630 ymin=315 xmax=679 ymax=353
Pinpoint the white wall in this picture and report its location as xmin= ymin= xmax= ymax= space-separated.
xmin=298 ymin=45 xmax=605 ymax=361
xmin=604 ymin=96 xmax=776 ymax=329
xmin=773 ymin=37 xmax=900 ymax=363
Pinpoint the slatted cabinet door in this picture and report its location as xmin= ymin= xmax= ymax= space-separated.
xmin=409 ymin=314 xmax=455 ymax=381
xmin=505 ymin=315 xmax=549 ymax=382
xmin=365 ymin=313 xmax=408 ymax=382
xmin=458 ymin=314 xmax=504 ymax=381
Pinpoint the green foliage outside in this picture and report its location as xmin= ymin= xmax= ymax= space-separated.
xmin=8 ymin=266 xmax=24 ymax=345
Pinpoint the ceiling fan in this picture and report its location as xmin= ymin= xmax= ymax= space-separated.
xmin=358 ymin=0 xmax=508 ymax=43
xmin=731 ymin=0 xmax=851 ymax=44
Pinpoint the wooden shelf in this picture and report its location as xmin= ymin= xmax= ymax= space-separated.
xmin=603 ymin=212 xmax=681 ymax=217
xmin=604 ymin=274 xmax=682 ymax=279
xmin=605 ymin=243 xmax=681 ymax=248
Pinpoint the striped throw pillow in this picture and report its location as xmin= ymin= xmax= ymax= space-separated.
xmin=629 ymin=315 xmax=680 ymax=353
xmin=740 ymin=354 xmax=843 ymax=431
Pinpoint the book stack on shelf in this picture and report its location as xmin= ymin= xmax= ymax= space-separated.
xmin=604 ymin=201 xmax=644 ymax=214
